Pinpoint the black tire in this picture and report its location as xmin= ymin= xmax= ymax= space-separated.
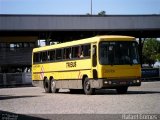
xmin=44 ymin=78 xmax=51 ymax=93
xmin=116 ymin=86 xmax=128 ymax=94
xmin=50 ymin=79 xmax=59 ymax=93
xmin=83 ymin=77 xmax=95 ymax=95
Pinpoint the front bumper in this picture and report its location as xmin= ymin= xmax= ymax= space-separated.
xmin=90 ymin=78 xmax=141 ymax=89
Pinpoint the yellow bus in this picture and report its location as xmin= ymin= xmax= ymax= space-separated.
xmin=32 ymin=35 xmax=141 ymax=95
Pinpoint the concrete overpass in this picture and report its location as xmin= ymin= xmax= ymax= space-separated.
xmin=0 ymin=14 xmax=160 ymax=41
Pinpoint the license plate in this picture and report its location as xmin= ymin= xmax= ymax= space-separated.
xmin=120 ymin=81 xmax=127 ymax=85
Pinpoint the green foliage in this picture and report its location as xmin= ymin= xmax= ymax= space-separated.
xmin=86 ymin=13 xmax=91 ymax=15
xmin=142 ymin=38 xmax=160 ymax=65
xmin=98 ymin=11 xmax=106 ymax=15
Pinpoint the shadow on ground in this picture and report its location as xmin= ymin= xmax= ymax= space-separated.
xmin=55 ymin=89 xmax=160 ymax=95
xmin=0 ymin=85 xmax=34 ymax=89
xmin=95 ymin=89 xmax=160 ymax=95
xmin=0 ymin=95 xmax=41 ymax=100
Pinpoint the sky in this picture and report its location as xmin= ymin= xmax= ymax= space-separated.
xmin=0 ymin=0 xmax=160 ymax=15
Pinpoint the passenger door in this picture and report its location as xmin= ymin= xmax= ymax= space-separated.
xmin=92 ymin=43 xmax=98 ymax=79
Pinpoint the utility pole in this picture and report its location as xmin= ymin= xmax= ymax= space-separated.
xmin=91 ymin=0 xmax=92 ymax=15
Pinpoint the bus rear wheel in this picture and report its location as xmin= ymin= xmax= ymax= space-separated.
xmin=51 ymin=79 xmax=59 ymax=93
xmin=83 ymin=77 xmax=95 ymax=95
xmin=116 ymin=86 xmax=128 ymax=94
xmin=44 ymin=78 xmax=51 ymax=93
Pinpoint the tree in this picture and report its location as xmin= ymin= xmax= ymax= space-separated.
xmin=98 ymin=11 xmax=106 ymax=15
xmin=86 ymin=13 xmax=91 ymax=15
xmin=142 ymin=38 xmax=160 ymax=66
xmin=45 ymin=32 xmax=52 ymax=45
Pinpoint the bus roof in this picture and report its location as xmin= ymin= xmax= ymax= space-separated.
xmin=33 ymin=35 xmax=135 ymax=52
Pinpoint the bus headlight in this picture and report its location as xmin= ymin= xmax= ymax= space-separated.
xmin=136 ymin=80 xmax=140 ymax=83
xmin=104 ymin=81 xmax=108 ymax=84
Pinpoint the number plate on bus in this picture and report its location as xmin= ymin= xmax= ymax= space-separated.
xmin=120 ymin=81 xmax=127 ymax=85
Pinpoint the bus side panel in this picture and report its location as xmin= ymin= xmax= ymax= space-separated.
xmin=32 ymin=59 xmax=92 ymax=89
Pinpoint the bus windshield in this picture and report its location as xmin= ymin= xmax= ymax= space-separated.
xmin=99 ymin=41 xmax=140 ymax=65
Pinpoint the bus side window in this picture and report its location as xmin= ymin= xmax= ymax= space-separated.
xmin=72 ymin=46 xmax=79 ymax=58
xmin=83 ymin=44 xmax=90 ymax=57
xmin=65 ymin=47 xmax=71 ymax=59
xmin=49 ymin=50 xmax=55 ymax=61
xmin=69 ymin=48 xmax=72 ymax=59
xmin=33 ymin=53 xmax=40 ymax=63
xmin=56 ymin=49 xmax=62 ymax=60
xmin=78 ymin=46 xmax=83 ymax=58
xmin=40 ymin=52 xmax=43 ymax=62
xmin=42 ymin=51 xmax=48 ymax=62
xmin=63 ymin=48 xmax=66 ymax=59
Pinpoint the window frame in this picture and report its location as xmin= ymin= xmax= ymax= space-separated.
xmin=33 ymin=43 xmax=91 ymax=64
xmin=99 ymin=41 xmax=140 ymax=65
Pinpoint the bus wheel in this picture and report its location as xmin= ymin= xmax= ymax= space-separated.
xmin=116 ymin=86 xmax=128 ymax=94
xmin=51 ymin=79 xmax=58 ymax=93
xmin=44 ymin=78 xmax=51 ymax=93
xmin=83 ymin=77 xmax=95 ymax=95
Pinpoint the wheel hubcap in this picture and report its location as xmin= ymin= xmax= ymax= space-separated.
xmin=51 ymin=81 xmax=55 ymax=90
xmin=86 ymin=81 xmax=90 ymax=91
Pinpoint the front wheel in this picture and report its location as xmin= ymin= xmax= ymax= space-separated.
xmin=116 ymin=86 xmax=128 ymax=94
xmin=83 ymin=77 xmax=95 ymax=95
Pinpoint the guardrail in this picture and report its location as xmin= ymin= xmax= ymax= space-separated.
xmin=142 ymin=68 xmax=160 ymax=78
xmin=141 ymin=68 xmax=160 ymax=81
xmin=0 ymin=73 xmax=32 ymax=87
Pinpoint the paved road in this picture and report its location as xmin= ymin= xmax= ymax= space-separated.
xmin=0 ymin=82 xmax=160 ymax=119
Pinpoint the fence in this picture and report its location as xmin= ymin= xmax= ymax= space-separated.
xmin=0 ymin=73 xmax=32 ymax=86
xmin=141 ymin=68 xmax=160 ymax=81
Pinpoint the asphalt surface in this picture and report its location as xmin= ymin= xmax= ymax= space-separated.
xmin=0 ymin=81 xmax=160 ymax=119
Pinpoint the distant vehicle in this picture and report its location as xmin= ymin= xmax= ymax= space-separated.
xmin=32 ymin=35 xmax=141 ymax=95
xmin=153 ymin=61 xmax=160 ymax=68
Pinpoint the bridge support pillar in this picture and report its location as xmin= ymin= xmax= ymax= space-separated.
xmin=139 ymin=37 xmax=143 ymax=67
